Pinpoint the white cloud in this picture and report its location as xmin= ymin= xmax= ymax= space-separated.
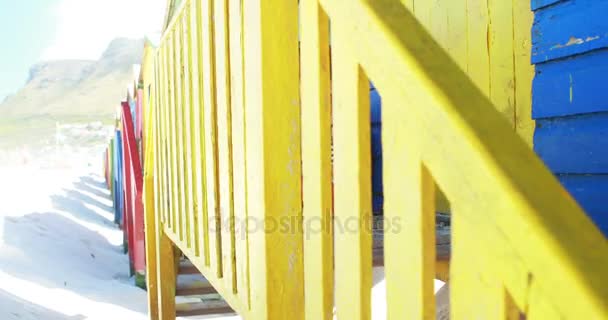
xmin=42 ymin=0 xmax=166 ymax=60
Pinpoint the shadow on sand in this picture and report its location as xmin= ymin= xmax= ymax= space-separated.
xmin=0 ymin=288 xmax=85 ymax=320
xmin=1 ymin=174 xmax=145 ymax=315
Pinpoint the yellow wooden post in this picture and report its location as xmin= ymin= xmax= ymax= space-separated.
xmin=156 ymin=228 xmax=177 ymax=320
xmin=300 ymin=1 xmax=333 ymax=319
xmin=382 ymin=100 xmax=436 ymax=319
xmin=143 ymin=46 xmax=159 ymax=320
xmin=214 ymin=0 xmax=237 ymax=293
xmin=191 ymin=0 xmax=210 ymax=265
xmin=200 ymin=0 xmax=223 ymax=275
xmin=187 ymin=0 xmax=203 ymax=258
xmin=168 ymin=32 xmax=179 ymax=235
xmin=242 ymin=0 xmax=304 ymax=318
xmin=227 ymin=0 xmax=250 ymax=304
xmin=181 ymin=10 xmax=196 ymax=251
xmin=174 ymin=22 xmax=187 ymax=243
xmin=514 ymin=0 xmax=535 ymax=146
xmin=488 ymin=0 xmax=516 ymax=124
xmin=330 ymin=31 xmax=372 ymax=320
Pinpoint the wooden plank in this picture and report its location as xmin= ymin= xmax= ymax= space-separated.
xmin=168 ymin=31 xmax=179 ymax=236
xmin=200 ymin=0 xmax=223 ymax=276
xmin=533 ymin=50 xmax=608 ymax=119
xmin=182 ymin=12 xmax=196 ymax=251
xmin=382 ymin=104 xmax=435 ymax=319
xmin=142 ymin=46 xmax=159 ymax=320
xmin=319 ymin=0 xmax=608 ymax=318
xmin=162 ymin=44 xmax=172 ymax=229
xmin=534 ymin=114 xmax=608 ymax=174
xmin=175 ymin=21 xmax=187 ymax=244
xmin=214 ymin=0 xmax=236 ymax=293
xmin=444 ymin=0 xmax=468 ymax=70
xmin=531 ymin=0 xmax=566 ymax=11
xmin=451 ymin=215 xmax=513 ymax=320
xmin=175 ymin=302 xmax=234 ymax=317
xmin=532 ymin=1 xmax=608 ymax=64
xmin=514 ymin=0 xmax=535 ymax=147
xmin=330 ymin=32 xmax=372 ymax=320
xmin=488 ymin=0 xmax=516 ymax=124
xmin=466 ymin=0 xmax=491 ymax=95
xmin=176 ymin=275 xmax=217 ymax=296
xmin=242 ymin=0 xmax=303 ymax=318
xmin=300 ymin=1 xmax=332 ymax=320
xmin=192 ymin=0 xmax=210 ymax=266
xmin=189 ymin=0 xmax=204 ymax=259
xmin=557 ymin=174 xmax=608 ymax=235
xmin=227 ymin=0 xmax=250 ymax=305
xmin=179 ymin=259 xmax=200 ymax=275
xmin=156 ymin=228 xmax=177 ymax=320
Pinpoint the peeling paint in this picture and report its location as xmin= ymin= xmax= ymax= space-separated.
xmin=569 ymin=74 xmax=573 ymax=103
xmin=550 ymin=35 xmax=601 ymax=50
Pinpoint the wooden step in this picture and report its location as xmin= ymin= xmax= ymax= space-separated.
xmin=178 ymin=260 xmax=199 ymax=275
xmin=176 ymin=275 xmax=217 ymax=296
xmin=176 ymin=301 xmax=235 ymax=317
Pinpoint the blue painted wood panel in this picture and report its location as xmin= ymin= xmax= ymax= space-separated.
xmin=533 ymin=49 xmax=608 ymax=119
xmin=532 ymin=0 xmax=608 ymax=64
xmin=534 ymin=113 xmax=608 ymax=174
xmin=371 ymin=86 xmax=383 ymax=214
xmin=558 ymin=174 xmax=608 ymax=235
xmin=532 ymin=0 xmax=567 ymax=11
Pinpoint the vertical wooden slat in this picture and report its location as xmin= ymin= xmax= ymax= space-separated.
xmin=228 ymin=0 xmax=249 ymax=304
xmin=214 ymin=0 xmax=236 ymax=292
xmin=330 ymin=33 xmax=372 ymax=320
xmin=513 ymin=0 xmax=534 ymax=146
xmin=382 ymin=100 xmax=436 ymax=319
xmin=300 ymin=1 xmax=332 ymax=319
xmin=162 ymin=44 xmax=172 ymax=230
xmin=466 ymin=0 xmax=491 ymax=94
xmin=169 ymin=31 xmax=180 ymax=236
xmin=164 ymin=42 xmax=175 ymax=231
xmin=193 ymin=0 xmax=211 ymax=265
xmin=445 ymin=0 xmax=468 ymax=70
xmin=413 ymin=0 xmax=432 ymax=32
xmin=145 ymin=53 xmax=159 ymax=320
xmin=242 ymin=0 xmax=304 ymax=318
xmin=488 ymin=0 xmax=516 ymax=124
xmin=182 ymin=10 xmax=196 ymax=251
xmin=452 ymin=213 xmax=510 ymax=320
xmin=200 ymin=0 xmax=223 ymax=275
xmin=156 ymin=49 xmax=165 ymax=230
xmin=188 ymin=0 xmax=204 ymax=258
xmin=175 ymin=22 xmax=188 ymax=243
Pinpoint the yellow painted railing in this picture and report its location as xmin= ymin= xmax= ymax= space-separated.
xmin=143 ymin=0 xmax=608 ymax=319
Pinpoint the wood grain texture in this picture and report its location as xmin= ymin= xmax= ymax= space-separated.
xmin=320 ymin=0 xmax=608 ymax=318
xmin=200 ymin=0 xmax=223 ymax=277
xmin=227 ymin=0 xmax=250 ymax=306
xmin=300 ymin=2 xmax=333 ymax=319
xmin=213 ymin=0 xmax=237 ymax=293
xmin=330 ymin=35 xmax=372 ymax=320
xmin=533 ymin=49 xmax=608 ymax=119
xmin=192 ymin=0 xmax=210 ymax=266
xmin=142 ymin=44 xmax=159 ymax=320
xmin=242 ymin=0 xmax=304 ymax=318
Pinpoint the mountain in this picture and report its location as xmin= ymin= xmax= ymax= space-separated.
xmin=0 ymin=38 xmax=144 ymax=148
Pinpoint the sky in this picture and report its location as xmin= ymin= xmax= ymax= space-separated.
xmin=0 ymin=0 xmax=166 ymax=102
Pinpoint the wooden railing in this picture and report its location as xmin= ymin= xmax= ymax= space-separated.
xmin=143 ymin=0 xmax=608 ymax=319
